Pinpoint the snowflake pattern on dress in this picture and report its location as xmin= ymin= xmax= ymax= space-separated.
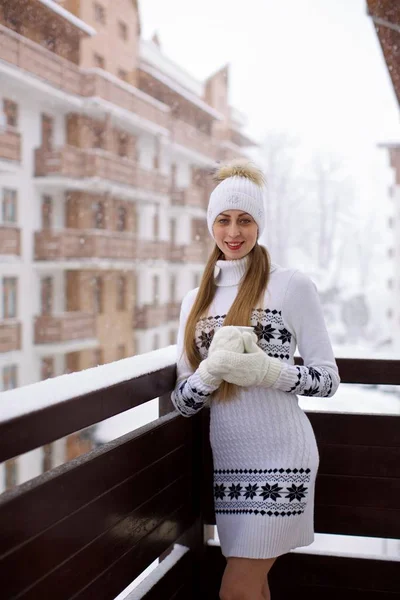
xmin=214 ymin=467 xmax=311 ymax=517
xmin=194 ymin=308 xmax=334 ymax=397
xmin=195 ymin=308 xmax=291 ymax=361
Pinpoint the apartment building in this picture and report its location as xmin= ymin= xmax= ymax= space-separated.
xmin=0 ymin=0 xmax=255 ymax=488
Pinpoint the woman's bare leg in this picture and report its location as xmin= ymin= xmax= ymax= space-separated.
xmin=219 ymin=556 xmax=277 ymax=600
xmin=261 ymin=575 xmax=271 ymax=599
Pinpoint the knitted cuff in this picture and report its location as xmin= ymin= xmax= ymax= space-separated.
xmin=198 ymin=360 xmax=222 ymax=388
xmin=261 ymin=357 xmax=282 ymax=387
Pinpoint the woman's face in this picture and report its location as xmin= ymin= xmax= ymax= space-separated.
xmin=213 ymin=210 xmax=258 ymax=260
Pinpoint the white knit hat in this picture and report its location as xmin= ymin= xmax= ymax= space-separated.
xmin=207 ymin=161 xmax=265 ymax=239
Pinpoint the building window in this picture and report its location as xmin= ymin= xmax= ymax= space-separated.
xmin=170 ymin=219 xmax=176 ymax=244
xmin=118 ymin=69 xmax=128 ymax=82
xmin=169 ymin=274 xmax=176 ymax=303
xmin=193 ymin=273 xmax=201 ymax=288
xmin=153 ymin=334 xmax=160 ymax=350
xmin=92 ymin=201 xmax=105 ymax=229
xmin=116 ymin=205 xmax=127 ymax=232
xmin=5 ymin=459 xmax=18 ymax=490
xmin=169 ymin=329 xmax=177 ymax=345
xmin=2 ymin=189 xmax=17 ymax=223
xmin=42 ymin=444 xmax=53 ymax=472
xmin=3 ymin=364 xmax=18 ymax=390
xmin=94 ymin=53 xmax=105 ymax=69
xmin=42 ymin=195 xmax=53 ymax=229
xmin=116 ymin=275 xmax=126 ymax=311
xmin=3 ymin=277 xmax=17 ymax=318
xmin=94 ymin=3 xmax=106 ymax=24
xmin=154 ymin=209 xmax=159 ymax=239
xmin=117 ymin=132 xmax=129 ymax=157
xmin=3 ymin=99 xmax=18 ymax=128
xmin=153 ymin=275 xmax=160 ymax=306
xmin=92 ymin=125 xmax=105 ymax=149
xmin=93 ymin=347 xmax=103 ymax=366
xmin=118 ymin=21 xmax=128 ymax=40
xmin=93 ymin=277 xmax=103 ymax=314
xmin=41 ymin=357 xmax=54 ymax=381
xmin=40 ymin=277 xmax=53 ymax=316
xmin=117 ymin=344 xmax=126 ymax=360
xmin=41 ymin=114 xmax=54 ymax=152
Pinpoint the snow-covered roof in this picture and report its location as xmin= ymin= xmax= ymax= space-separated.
xmin=140 ymin=39 xmax=203 ymax=96
xmin=36 ymin=0 xmax=96 ymax=36
xmin=139 ymin=62 xmax=223 ymax=121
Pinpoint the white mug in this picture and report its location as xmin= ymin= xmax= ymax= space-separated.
xmin=235 ymin=326 xmax=255 ymax=333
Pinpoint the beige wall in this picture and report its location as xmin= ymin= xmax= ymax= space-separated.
xmin=0 ymin=1 xmax=81 ymax=63
xmin=66 ymin=270 xmax=136 ymax=366
xmin=70 ymin=0 xmax=140 ymax=84
xmin=65 ymin=192 xmax=136 ymax=232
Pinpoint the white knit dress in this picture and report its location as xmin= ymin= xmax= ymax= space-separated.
xmin=171 ymin=257 xmax=340 ymax=559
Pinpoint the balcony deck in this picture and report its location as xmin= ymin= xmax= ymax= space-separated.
xmin=0 ymin=356 xmax=398 ymax=599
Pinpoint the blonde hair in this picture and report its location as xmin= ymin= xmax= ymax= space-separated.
xmin=183 ymin=243 xmax=271 ymax=402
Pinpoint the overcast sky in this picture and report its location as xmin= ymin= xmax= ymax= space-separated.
xmin=139 ymin=0 xmax=399 ymax=164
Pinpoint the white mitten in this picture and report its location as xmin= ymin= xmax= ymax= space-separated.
xmin=198 ymin=327 xmax=246 ymax=387
xmin=198 ymin=349 xmax=235 ymax=387
xmin=208 ymin=326 xmax=245 ymax=355
xmin=209 ymin=333 xmax=283 ymax=388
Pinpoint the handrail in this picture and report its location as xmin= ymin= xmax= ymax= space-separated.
xmin=0 ymin=349 xmax=176 ymax=462
xmin=1 ymin=356 xmax=399 ymax=463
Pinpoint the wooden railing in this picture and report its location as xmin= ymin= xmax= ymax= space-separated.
xmin=0 ymin=357 xmax=399 ymax=599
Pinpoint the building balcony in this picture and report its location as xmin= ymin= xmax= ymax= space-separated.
xmin=171 ymin=186 xmax=206 ymax=208
xmin=171 ymin=119 xmax=219 ymax=162
xmin=0 ymin=320 xmax=21 ymax=353
xmin=34 ymin=312 xmax=96 ymax=344
xmin=133 ymin=305 xmax=169 ymax=329
xmin=0 ymin=23 xmax=82 ymax=95
xmin=34 ymin=146 xmax=169 ymax=195
xmin=34 ymin=230 xmax=171 ymax=263
xmin=0 ymin=356 xmax=399 ymax=598
xmin=0 ymin=24 xmax=169 ymax=134
xmin=0 ymin=128 xmax=21 ymax=166
xmin=34 ymin=229 xmax=137 ymax=261
xmin=170 ymin=242 xmax=209 ymax=263
xmin=82 ymin=70 xmax=170 ymax=132
xmin=0 ymin=226 xmax=21 ymax=256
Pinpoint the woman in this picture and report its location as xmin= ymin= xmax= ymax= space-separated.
xmin=171 ymin=160 xmax=340 ymax=600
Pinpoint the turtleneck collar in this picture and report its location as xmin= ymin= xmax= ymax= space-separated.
xmin=214 ymin=256 xmax=277 ymax=287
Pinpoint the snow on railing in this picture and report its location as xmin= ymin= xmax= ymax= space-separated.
xmin=0 ymin=346 xmax=176 ymax=423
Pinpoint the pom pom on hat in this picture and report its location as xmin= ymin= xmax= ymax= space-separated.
xmin=207 ymin=159 xmax=266 ymax=239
